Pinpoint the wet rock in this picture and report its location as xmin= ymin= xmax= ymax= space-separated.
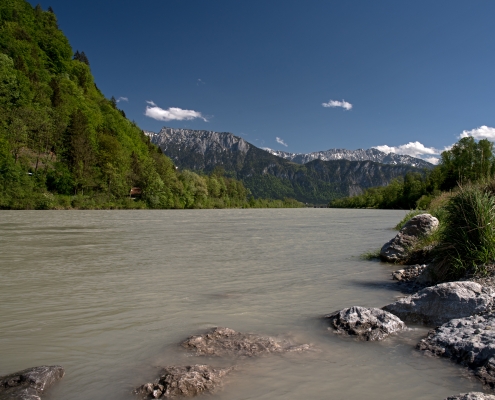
xmin=392 ymin=264 xmax=427 ymax=282
xmin=380 ymin=213 xmax=439 ymax=263
xmin=181 ymin=327 xmax=310 ymax=357
xmin=418 ymin=313 xmax=495 ymax=388
xmin=445 ymin=393 xmax=495 ymax=400
xmin=134 ymin=365 xmax=233 ymax=399
xmin=324 ymin=306 xmax=406 ymax=341
xmin=0 ymin=365 xmax=65 ymax=400
xmin=383 ymin=281 xmax=495 ymax=326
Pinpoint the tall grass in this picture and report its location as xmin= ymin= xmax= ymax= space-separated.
xmin=434 ymin=184 xmax=495 ymax=280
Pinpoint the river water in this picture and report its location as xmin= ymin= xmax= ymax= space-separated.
xmin=0 ymin=209 xmax=484 ymax=400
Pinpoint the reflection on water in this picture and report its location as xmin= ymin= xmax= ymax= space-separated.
xmin=0 ymin=209 xmax=483 ymax=400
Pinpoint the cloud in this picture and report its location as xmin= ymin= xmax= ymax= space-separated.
xmin=197 ymin=78 xmax=205 ymax=86
xmin=276 ymin=137 xmax=288 ymax=147
xmin=373 ymin=141 xmax=439 ymax=158
xmin=116 ymin=97 xmax=128 ymax=103
xmin=459 ymin=125 xmax=495 ymax=141
xmin=145 ymin=102 xmax=207 ymax=122
xmin=322 ymin=99 xmax=353 ymax=111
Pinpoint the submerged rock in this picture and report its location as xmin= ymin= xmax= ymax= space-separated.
xmin=324 ymin=306 xmax=406 ymax=341
xmin=134 ymin=365 xmax=233 ymax=399
xmin=181 ymin=327 xmax=310 ymax=357
xmin=380 ymin=213 xmax=439 ymax=263
xmin=0 ymin=365 xmax=65 ymax=400
xmin=445 ymin=394 xmax=495 ymax=400
xmin=418 ymin=313 xmax=495 ymax=388
xmin=383 ymin=281 xmax=495 ymax=326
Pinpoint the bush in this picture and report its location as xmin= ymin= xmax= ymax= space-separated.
xmin=434 ymin=184 xmax=495 ymax=279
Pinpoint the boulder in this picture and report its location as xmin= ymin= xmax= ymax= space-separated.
xmin=181 ymin=327 xmax=310 ymax=357
xmin=0 ymin=366 xmax=65 ymax=400
xmin=324 ymin=306 xmax=406 ymax=341
xmin=418 ymin=313 xmax=495 ymax=388
xmin=380 ymin=213 xmax=439 ymax=263
xmin=383 ymin=281 xmax=495 ymax=326
xmin=134 ymin=365 xmax=233 ymax=399
xmin=391 ymin=264 xmax=427 ymax=282
xmin=445 ymin=394 xmax=495 ymax=400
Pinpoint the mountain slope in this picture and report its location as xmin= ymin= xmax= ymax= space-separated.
xmin=147 ymin=127 xmax=425 ymax=204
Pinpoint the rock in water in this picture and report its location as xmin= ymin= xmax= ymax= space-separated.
xmin=134 ymin=365 xmax=233 ymax=399
xmin=417 ymin=314 xmax=495 ymax=388
xmin=446 ymin=394 xmax=495 ymax=400
xmin=383 ymin=281 xmax=495 ymax=326
xmin=380 ymin=213 xmax=439 ymax=263
xmin=181 ymin=327 xmax=310 ymax=357
xmin=324 ymin=306 xmax=406 ymax=341
xmin=0 ymin=365 xmax=65 ymax=400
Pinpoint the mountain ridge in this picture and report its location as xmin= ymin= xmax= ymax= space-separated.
xmin=146 ymin=127 xmax=426 ymax=204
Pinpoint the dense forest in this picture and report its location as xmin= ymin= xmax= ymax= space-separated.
xmin=329 ymin=137 xmax=495 ymax=209
xmin=0 ymin=1 xmax=302 ymax=209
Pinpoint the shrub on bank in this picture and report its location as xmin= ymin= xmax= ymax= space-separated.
xmin=434 ymin=184 xmax=495 ymax=280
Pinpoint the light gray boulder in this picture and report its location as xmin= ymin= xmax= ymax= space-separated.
xmin=418 ymin=313 xmax=495 ymax=388
xmin=0 ymin=366 xmax=65 ymax=400
xmin=181 ymin=327 xmax=310 ymax=357
xmin=134 ymin=365 xmax=233 ymax=399
xmin=445 ymin=394 xmax=495 ymax=400
xmin=383 ymin=281 xmax=495 ymax=326
xmin=324 ymin=306 xmax=406 ymax=341
xmin=380 ymin=213 xmax=439 ymax=263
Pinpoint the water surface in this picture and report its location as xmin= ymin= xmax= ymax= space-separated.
xmin=0 ymin=209 xmax=483 ymax=399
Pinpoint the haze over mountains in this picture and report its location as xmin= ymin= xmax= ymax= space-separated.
xmin=146 ymin=127 xmax=428 ymax=204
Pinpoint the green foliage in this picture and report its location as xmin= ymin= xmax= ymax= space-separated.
xmin=434 ymin=184 xmax=495 ymax=280
xmin=0 ymin=0 xmax=303 ymax=210
xmin=330 ymin=136 xmax=495 ymax=210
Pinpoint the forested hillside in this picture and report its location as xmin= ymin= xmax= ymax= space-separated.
xmin=0 ymin=1 xmax=301 ymax=209
xmin=329 ymin=137 xmax=495 ymax=209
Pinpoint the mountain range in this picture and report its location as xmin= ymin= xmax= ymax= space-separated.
xmin=146 ymin=128 xmax=429 ymax=204
xmin=264 ymin=148 xmax=432 ymax=168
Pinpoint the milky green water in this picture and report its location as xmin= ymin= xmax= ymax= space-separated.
xmin=0 ymin=209 xmax=483 ymax=400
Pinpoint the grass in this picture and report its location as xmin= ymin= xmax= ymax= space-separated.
xmin=360 ymin=248 xmax=381 ymax=260
xmin=433 ymin=184 xmax=495 ymax=280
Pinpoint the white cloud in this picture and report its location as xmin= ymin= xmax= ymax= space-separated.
xmin=145 ymin=102 xmax=207 ymax=122
xmin=322 ymin=99 xmax=353 ymax=111
xmin=373 ymin=141 xmax=439 ymax=158
xmin=459 ymin=125 xmax=495 ymax=141
xmin=117 ymin=97 xmax=128 ymax=103
xmin=423 ymin=157 xmax=440 ymax=165
xmin=276 ymin=137 xmax=288 ymax=147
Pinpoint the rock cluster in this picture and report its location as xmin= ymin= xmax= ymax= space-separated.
xmin=418 ymin=314 xmax=495 ymax=388
xmin=0 ymin=365 xmax=65 ymax=400
xmin=325 ymin=306 xmax=406 ymax=341
xmin=445 ymin=393 xmax=495 ymax=400
xmin=181 ymin=327 xmax=310 ymax=357
xmin=392 ymin=264 xmax=427 ymax=282
xmin=134 ymin=365 xmax=234 ymax=399
xmin=380 ymin=213 xmax=439 ymax=263
xmin=383 ymin=281 xmax=495 ymax=326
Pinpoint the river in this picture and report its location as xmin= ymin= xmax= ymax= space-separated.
xmin=0 ymin=209 xmax=483 ymax=399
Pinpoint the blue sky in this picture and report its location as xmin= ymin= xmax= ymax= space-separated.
xmin=29 ymin=0 xmax=495 ymax=163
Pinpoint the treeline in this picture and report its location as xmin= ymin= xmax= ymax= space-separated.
xmin=329 ymin=137 xmax=495 ymax=209
xmin=0 ymin=1 xmax=302 ymax=209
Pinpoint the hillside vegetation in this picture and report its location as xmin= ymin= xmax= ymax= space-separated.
xmin=329 ymin=137 xmax=495 ymax=210
xmin=0 ymin=1 xmax=302 ymax=209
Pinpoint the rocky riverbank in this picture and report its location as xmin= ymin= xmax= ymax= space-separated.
xmin=380 ymin=213 xmax=495 ymax=399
